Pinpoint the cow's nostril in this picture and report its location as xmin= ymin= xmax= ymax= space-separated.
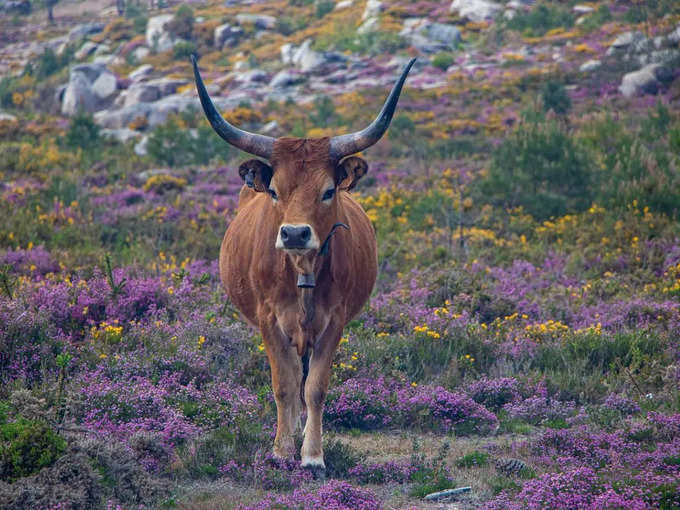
xmin=301 ymin=228 xmax=311 ymax=241
xmin=281 ymin=228 xmax=289 ymax=241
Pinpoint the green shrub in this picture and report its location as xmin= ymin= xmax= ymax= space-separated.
xmin=310 ymin=95 xmax=342 ymax=128
xmin=176 ymin=421 xmax=268 ymax=479
xmin=64 ymin=111 xmax=101 ymax=152
xmin=579 ymin=5 xmax=612 ymax=32
xmin=323 ymin=436 xmax=364 ymax=478
xmin=580 ymin=112 xmax=680 ymax=216
xmin=173 ymin=41 xmax=197 ymax=60
xmin=479 ymin=120 xmax=593 ymax=220
xmin=623 ymin=0 xmax=680 ymax=23
xmin=409 ymin=440 xmax=455 ymax=498
xmin=316 ymin=25 xmax=406 ymax=55
xmin=506 ymin=4 xmax=574 ymax=37
xmin=276 ymin=16 xmax=308 ymax=36
xmin=167 ymin=4 xmax=194 ymax=40
xmin=431 ymin=52 xmax=455 ymax=71
xmin=315 ymin=0 xmax=334 ymax=18
xmin=146 ymin=116 xmax=231 ymax=167
xmin=0 ymin=418 xmax=67 ymax=481
xmin=541 ymin=80 xmax=571 ymax=115
xmin=456 ymin=451 xmax=490 ymax=468
xmin=0 ymin=77 xmax=20 ymax=109
xmin=124 ymin=4 xmax=148 ymax=34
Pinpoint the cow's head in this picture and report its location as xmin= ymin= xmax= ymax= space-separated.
xmin=192 ymin=56 xmax=414 ymax=263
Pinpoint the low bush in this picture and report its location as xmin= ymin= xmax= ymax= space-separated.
xmin=0 ymin=418 xmax=67 ymax=481
xmin=505 ymin=4 xmax=574 ymax=37
xmin=146 ymin=116 xmax=231 ymax=166
xmin=166 ymin=4 xmax=194 ymax=40
xmin=173 ymin=40 xmax=197 ymax=60
xmin=479 ymin=120 xmax=593 ymax=220
xmin=431 ymin=52 xmax=455 ymax=71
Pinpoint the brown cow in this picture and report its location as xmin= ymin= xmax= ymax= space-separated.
xmin=191 ymin=55 xmax=414 ymax=471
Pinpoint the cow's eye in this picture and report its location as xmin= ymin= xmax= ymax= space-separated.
xmin=268 ymin=188 xmax=278 ymax=200
xmin=322 ymin=188 xmax=336 ymax=201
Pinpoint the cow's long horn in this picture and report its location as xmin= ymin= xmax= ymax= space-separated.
xmin=191 ymin=55 xmax=274 ymax=159
xmin=330 ymin=58 xmax=415 ymax=160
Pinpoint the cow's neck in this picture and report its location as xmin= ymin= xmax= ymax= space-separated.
xmin=286 ymin=252 xmax=329 ymax=357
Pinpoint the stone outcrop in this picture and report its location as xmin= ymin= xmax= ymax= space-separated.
xmin=61 ymin=64 xmax=118 ymax=116
xmin=146 ymin=14 xmax=176 ymax=53
xmin=450 ymin=0 xmax=502 ymax=22
xmin=400 ymin=19 xmax=462 ymax=52
xmin=619 ymin=64 xmax=673 ymax=98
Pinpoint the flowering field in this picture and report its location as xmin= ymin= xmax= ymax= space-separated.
xmin=2 ymin=0 xmax=680 ymax=508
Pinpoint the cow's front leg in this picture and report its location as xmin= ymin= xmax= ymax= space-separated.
xmin=300 ymin=318 xmax=342 ymax=470
xmin=261 ymin=321 xmax=303 ymax=459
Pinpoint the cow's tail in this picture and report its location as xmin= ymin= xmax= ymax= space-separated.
xmin=300 ymin=347 xmax=310 ymax=408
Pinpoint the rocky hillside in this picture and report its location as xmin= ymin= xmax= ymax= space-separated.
xmin=2 ymin=0 xmax=679 ymax=147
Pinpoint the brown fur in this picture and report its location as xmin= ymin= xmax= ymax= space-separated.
xmin=219 ymin=137 xmax=377 ymax=465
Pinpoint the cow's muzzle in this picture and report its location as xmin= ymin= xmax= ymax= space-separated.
xmin=276 ymin=224 xmax=319 ymax=251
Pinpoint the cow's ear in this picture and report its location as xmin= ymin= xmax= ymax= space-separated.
xmin=336 ymin=156 xmax=368 ymax=191
xmin=238 ymin=159 xmax=273 ymax=192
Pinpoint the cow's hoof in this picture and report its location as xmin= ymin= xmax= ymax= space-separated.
xmin=303 ymin=464 xmax=326 ymax=480
xmin=301 ymin=455 xmax=325 ymax=479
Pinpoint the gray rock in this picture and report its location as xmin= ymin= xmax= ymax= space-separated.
xmin=335 ymin=0 xmax=353 ymax=9
xmin=92 ymin=55 xmax=115 ymax=66
xmin=215 ymin=23 xmax=243 ymax=49
xmin=146 ymin=95 xmax=197 ymax=126
xmin=134 ymin=135 xmax=149 ymax=156
xmin=573 ymin=4 xmax=593 ymax=13
xmin=400 ymin=19 xmax=461 ymax=51
xmin=75 ymin=41 xmax=99 ymax=60
xmin=70 ymin=63 xmax=105 ymax=83
xmin=101 ymin=128 xmax=142 ymax=143
xmin=55 ymin=84 xmax=67 ymax=105
xmin=281 ymin=42 xmax=296 ymax=64
xmin=132 ymin=46 xmax=150 ymax=61
xmin=424 ymin=486 xmax=471 ymax=501
xmin=668 ymin=24 xmax=680 ymax=45
xmin=362 ymin=0 xmax=382 ymax=19
xmin=147 ymin=78 xmax=188 ymax=96
xmin=67 ymin=22 xmax=105 ymax=43
xmin=638 ymin=48 xmax=680 ymax=67
xmin=129 ymin=64 xmax=154 ymax=82
xmin=94 ymin=44 xmax=110 ymax=56
xmin=357 ymin=16 xmax=379 ymax=34
xmin=619 ymin=63 xmax=673 ymax=97
xmin=121 ymin=82 xmax=160 ymax=107
xmin=450 ymin=0 xmax=502 ymax=22
xmin=0 ymin=111 xmax=17 ymax=122
xmin=61 ymin=72 xmax=96 ymax=115
xmin=261 ymin=120 xmax=281 ymax=135
xmin=292 ymin=40 xmax=325 ymax=72
xmin=146 ymin=14 xmax=175 ymax=52
xmin=611 ymin=31 xmax=646 ymax=49
xmin=94 ymin=103 xmax=153 ymax=129
xmin=579 ymin=59 xmax=601 ymax=72
xmin=270 ymin=70 xmax=304 ymax=88
xmin=235 ymin=13 xmax=276 ymax=30
xmin=91 ymin=70 xmax=118 ymax=101
xmin=232 ymin=69 xmax=269 ymax=83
